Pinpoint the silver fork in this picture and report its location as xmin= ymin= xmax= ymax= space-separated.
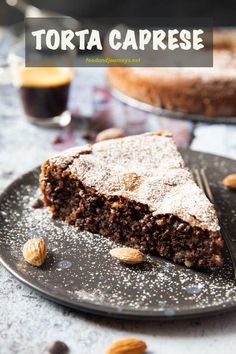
xmin=192 ymin=168 xmax=236 ymax=279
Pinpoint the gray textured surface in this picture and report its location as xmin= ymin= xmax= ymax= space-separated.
xmin=1 ymin=68 xmax=236 ymax=354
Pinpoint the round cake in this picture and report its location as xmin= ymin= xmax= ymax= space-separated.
xmin=214 ymin=29 xmax=236 ymax=50
xmin=108 ymin=50 xmax=236 ymax=117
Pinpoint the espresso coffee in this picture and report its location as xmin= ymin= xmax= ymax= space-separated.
xmin=18 ymin=68 xmax=73 ymax=119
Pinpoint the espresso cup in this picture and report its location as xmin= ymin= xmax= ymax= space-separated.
xmin=15 ymin=66 xmax=73 ymax=127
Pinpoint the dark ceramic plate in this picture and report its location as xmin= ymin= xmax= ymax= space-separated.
xmin=112 ymin=89 xmax=236 ymax=125
xmin=1 ymin=150 xmax=236 ymax=320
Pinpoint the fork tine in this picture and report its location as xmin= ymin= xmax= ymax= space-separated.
xmin=200 ymin=168 xmax=214 ymax=203
xmin=193 ymin=168 xmax=236 ymax=280
xmin=193 ymin=168 xmax=205 ymax=192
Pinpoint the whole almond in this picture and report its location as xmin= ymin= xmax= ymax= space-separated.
xmin=96 ymin=128 xmax=124 ymax=142
xmin=23 ymin=238 xmax=47 ymax=267
xmin=223 ymin=173 xmax=236 ymax=189
xmin=110 ymin=247 xmax=145 ymax=264
xmin=106 ymin=337 xmax=147 ymax=354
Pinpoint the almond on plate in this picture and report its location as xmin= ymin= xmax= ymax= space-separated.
xmin=23 ymin=238 xmax=46 ymax=267
xmin=110 ymin=247 xmax=145 ymax=265
xmin=96 ymin=128 xmax=125 ymax=142
xmin=106 ymin=337 xmax=147 ymax=354
xmin=223 ymin=173 xmax=236 ymax=189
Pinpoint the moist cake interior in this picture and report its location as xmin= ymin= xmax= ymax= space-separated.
xmin=43 ymin=176 xmax=222 ymax=269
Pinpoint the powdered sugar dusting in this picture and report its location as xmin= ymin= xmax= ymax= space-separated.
xmin=51 ymin=132 xmax=220 ymax=231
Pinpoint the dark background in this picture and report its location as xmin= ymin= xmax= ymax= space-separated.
xmin=1 ymin=0 xmax=236 ymax=27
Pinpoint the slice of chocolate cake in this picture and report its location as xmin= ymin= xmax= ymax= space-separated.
xmin=40 ymin=132 xmax=223 ymax=269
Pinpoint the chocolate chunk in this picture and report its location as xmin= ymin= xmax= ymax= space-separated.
xmin=80 ymin=130 xmax=97 ymax=142
xmin=32 ymin=198 xmax=44 ymax=209
xmin=52 ymin=135 xmax=64 ymax=144
xmin=48 ymin=341 xmax=69 ymax=354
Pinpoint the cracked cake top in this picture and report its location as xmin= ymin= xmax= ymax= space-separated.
xmin=48 ymin=131 xmax=220 ymax=232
